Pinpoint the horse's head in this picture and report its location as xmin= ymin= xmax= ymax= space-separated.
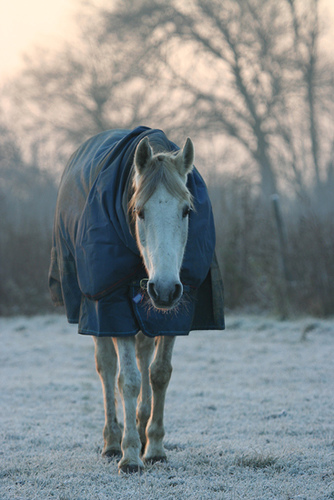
xmin=130 ymin=136 xmax=194 ymax=310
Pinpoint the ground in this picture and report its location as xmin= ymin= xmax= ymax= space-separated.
xmin=0 ymin=313 xmax=333 ymax=500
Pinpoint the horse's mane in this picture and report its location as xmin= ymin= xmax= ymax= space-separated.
xmin=129 ymin=153 xmax=194 ymax=214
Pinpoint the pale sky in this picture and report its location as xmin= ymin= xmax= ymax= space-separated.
xmin=0 ymin=0 xmax=333 ymax=81
xmin=0 ymin=0 xmax=80 ymax=79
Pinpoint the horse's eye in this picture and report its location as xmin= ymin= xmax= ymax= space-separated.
xmin=135 ymin=208 xmax=145 ymax=220
xmin=182 ymin=206 xmax=191 ymax=218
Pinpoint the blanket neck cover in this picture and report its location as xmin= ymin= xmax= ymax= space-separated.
xmin=49 ymin=126 xmax=224 ymax=337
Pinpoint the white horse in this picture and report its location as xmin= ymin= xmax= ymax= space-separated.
xmin=94 ymin=137 xmax=195 ymax=473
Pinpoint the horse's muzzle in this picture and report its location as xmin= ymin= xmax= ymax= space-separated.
xmin=148 ymin=280 xmax=183 ymax=310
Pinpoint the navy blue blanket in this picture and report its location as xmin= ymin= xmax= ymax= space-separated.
xmin=49 ymin=126 xmax=224 ymax=336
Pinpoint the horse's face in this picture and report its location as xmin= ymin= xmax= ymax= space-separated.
xmin=135 ymin=183 xmax=190 ymax=310
xmin=132 ymin=137 xmax=194 ymax=310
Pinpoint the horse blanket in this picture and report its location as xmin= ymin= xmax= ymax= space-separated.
xmin=49 ymin=126 xmax=225 ymax=337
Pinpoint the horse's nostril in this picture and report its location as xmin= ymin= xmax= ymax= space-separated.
xmin=148 ymin=282 xmax=158 ymax=301
xmin=171 ymin=283 xmax=182 ymax=302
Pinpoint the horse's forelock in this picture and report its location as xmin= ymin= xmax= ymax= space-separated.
xmin=129 ymin=154 xmax=193 ymax=215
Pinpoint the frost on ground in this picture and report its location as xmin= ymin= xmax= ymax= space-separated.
xmin=0 ymin=314 xmax=333 ymax=500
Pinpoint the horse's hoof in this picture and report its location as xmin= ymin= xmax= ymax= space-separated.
xmin=102 ymin=448 xmax=122 ymax=460
xmin=119 ymin=463 xmax=144 ymax=474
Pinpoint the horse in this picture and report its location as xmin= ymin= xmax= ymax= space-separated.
xmin=49 ymin=126 xmax=224 ymax=473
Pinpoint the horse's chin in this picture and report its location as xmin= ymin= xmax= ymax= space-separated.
xmin=149 ymin=298 xmax=181 ymax=312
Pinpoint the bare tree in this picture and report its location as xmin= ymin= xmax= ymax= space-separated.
xmin=5 ymin=14 xmax=170 ymax=170
xmin=103 ymin=0 xmax=334 ymax=199
xmin=5 ymin=0 xmax=334 ymax=198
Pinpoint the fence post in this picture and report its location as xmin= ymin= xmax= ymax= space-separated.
xmin=271 ymin=194 xmax=292 ymax=317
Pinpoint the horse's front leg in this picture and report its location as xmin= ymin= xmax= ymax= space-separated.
xmin=143 ymin=335 xmax=176 ymax=463
xmin=94 ymin=337 xmax=122 ymax=458
xmin=113 ymin=336 xmax=144 ymax=473
xmin=135 ymin=332 xmax=155 ymax=454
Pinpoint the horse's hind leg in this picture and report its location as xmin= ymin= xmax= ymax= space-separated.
xmin=94 ymin=337 xmax=122 ymax=458
xmin=143 ymin=336 xmax=175 ymax=463
xmin=135 ymin=332 xmax=155 ymax=453
xmin=113 ymin=337 xmax=144 ymax=473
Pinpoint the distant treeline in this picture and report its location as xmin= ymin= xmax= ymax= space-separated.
xmin=210 ymin=176 xmax=334 ymax=317
xmin=1 ymin=158 xmax=333 ymax=317
xmin=1 ymin=0 xmax=334 ymax=317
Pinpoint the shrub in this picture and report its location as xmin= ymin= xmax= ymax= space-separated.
xmin=210 ymin=175 xmax=334 ymax=317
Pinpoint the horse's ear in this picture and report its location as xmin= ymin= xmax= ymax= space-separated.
xmin=134 ymin=137 xmax=153 ymax=174
xmin=175 ymin=138 xmax=194 ymax=176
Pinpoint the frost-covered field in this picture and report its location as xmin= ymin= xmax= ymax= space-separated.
xmin=1 ymin=314 xmax=333 ymax=500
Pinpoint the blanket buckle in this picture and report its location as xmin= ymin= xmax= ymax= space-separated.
xmin=140 ymin=278 xmax=148 ymax=290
